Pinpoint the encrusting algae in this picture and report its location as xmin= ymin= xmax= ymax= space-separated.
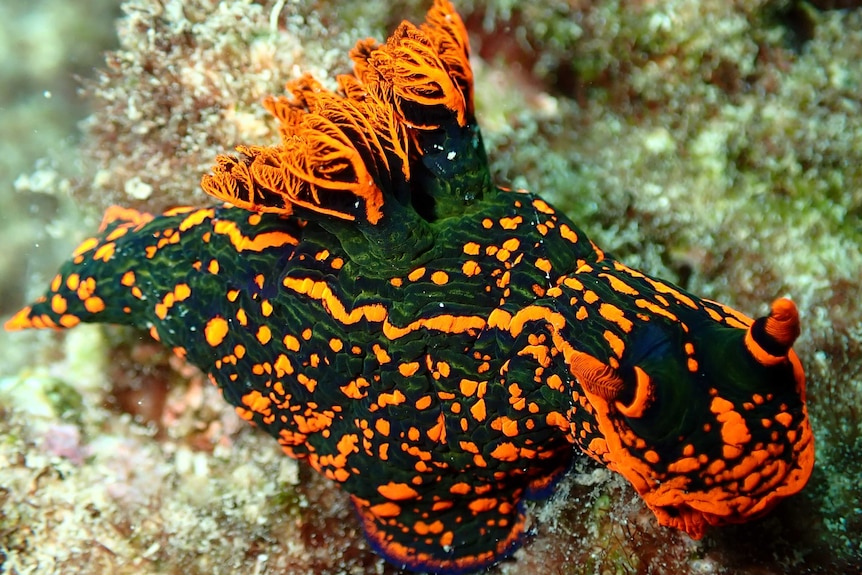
xmin=4 ymin=1 xmax=817 ymax=573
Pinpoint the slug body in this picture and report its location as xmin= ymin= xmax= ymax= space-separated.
xmin=7 ymin=2 xmax=814 ymax=573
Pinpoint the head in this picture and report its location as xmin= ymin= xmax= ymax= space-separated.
xmin=565 ymin=262 xmax=814 ymax=538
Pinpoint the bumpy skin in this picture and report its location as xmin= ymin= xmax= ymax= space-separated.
xmin=6 ymin=2 xmax=814 ymax=573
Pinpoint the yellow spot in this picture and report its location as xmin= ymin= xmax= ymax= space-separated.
xmin=51 ymin=294 xmax=67 ymax=315
xmin=155 ymin=303 xmax=169 ymax=320
xmin=283 ymin=334 xmax=300 ymax=351
xmin=175 ymin=283 xmax=191 ymax=301
xmin=256 ymin=325 xmax=272 ymax=344
xmin=93 ymin=243 xmax=116 ymax=262
xmin=329 ymin=338 xmax=344 ymax=352
xmin=205 ymin=316 xmax=229 ymax=347
xmin=84 ymin=297 xmax=105 ymax=313
xmin=59 ymin=315 xmax=80 ymax=328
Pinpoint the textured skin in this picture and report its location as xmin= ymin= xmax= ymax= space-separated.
xmin=6 ymin=2 xmax=814 ymax=573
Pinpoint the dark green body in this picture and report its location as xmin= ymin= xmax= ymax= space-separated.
xmin=12 ymin=184 xmax=812 ymax=573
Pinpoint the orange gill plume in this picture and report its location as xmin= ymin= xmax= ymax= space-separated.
xmin=200 ymin=0 xmax=473 ymax=225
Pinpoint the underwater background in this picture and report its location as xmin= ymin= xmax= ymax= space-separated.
xmin=0 ymin=0 xmax=859 ymax=573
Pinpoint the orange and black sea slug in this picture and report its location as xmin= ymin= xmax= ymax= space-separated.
xmin=6 ymin=1 xmax=815 ymax=573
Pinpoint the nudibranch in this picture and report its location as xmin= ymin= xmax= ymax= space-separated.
xmin=6 ymin=1 xmax=814 ymax=572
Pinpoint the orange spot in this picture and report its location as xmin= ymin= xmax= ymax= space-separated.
xmin=373 ymin=344 xmax=391 ymax=364
xmin=603 ymin=330 xmax=625 ymax=358
xmin=369 ymin=502 xmax=402 ymax=518
xmin=65 ymin=274 xmax=80 ymax=290
xmin=261 ymin=300 xmax=273 ymax=316
xmin=415 ymin=395 xmax=433 ymax=410
xmin=559 ymin=223 xmax=579 ymax=243
xmin=468 ymin=498 xmax=498 ymax=513
xmin=398 ymin=362 xmax=420 ymax=377
xmin=463 ymin=242 xmax=480 ymax=255
xmin=470 ymin=398 xmax=486 ymax=421
xmin=256 ymin=325 xmax=272 ymax=344
xmin=500 ymin=216 xmax=522 ymax=229
xmin=430 ymin=270 xmax=449 ymax=285
xmin=50 ymin=294 xmax=67 ymax=315
xmin=375 ymin=419 xmax=390 ymax=436
xmin=59 ymin=315 xmax=80 ymax=328
xmin=462 ymin=260 xmax=481 ymax=276
xmin=501 ymin=238 xmax=520 ymax=252
xmin=283 ymin=334 xmax=300 ymax=351
xmin=205 ymin=316 xmax=229 ymax=347
xmin=71 ymin=237 xmax=99 ymax=258
xmin=532 ymin=198 xmax=554 ymax=214
xmin=774 ymin=412 xmax=793 ymax=428
xmin=174 ymin=283 xmax=191 ymax=301
xmin=598 ymin=302 xmax=633 ymax=332
xmin=377 ymin=390 xmax=406 ymax=407
xmin=84 ymin=297 xmax=105 ymax=313
xmin=459 ymin=378 xmax=479 ymax=397
xmin=450 ymin=482 xmax=472 ymax=495
xmin=212 ymin=219 xmax=299 ymax=252
xmin=377 ymin=482 xmax=419 ymax=501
